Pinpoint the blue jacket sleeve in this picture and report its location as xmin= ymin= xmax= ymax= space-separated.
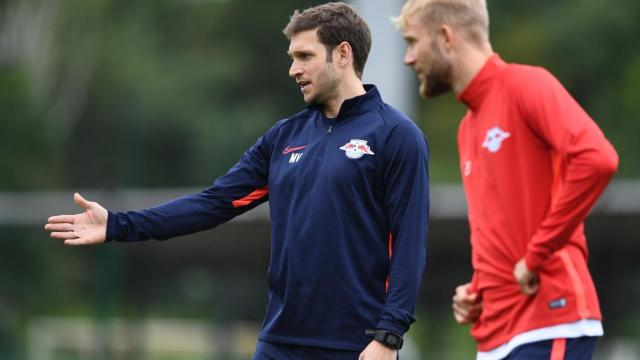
xmin=376 ymin=119 xmax=430 ymax=336
xmin=106 ymin=129 xmax=273 ymax=242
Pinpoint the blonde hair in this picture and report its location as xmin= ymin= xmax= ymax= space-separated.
xmin=394 ymin=0 xmax=490 ymax=46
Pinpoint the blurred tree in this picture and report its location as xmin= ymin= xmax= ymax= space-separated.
xmin=1 ymin=0 xmax=328 ymax=190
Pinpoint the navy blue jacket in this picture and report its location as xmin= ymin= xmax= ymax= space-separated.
xmin=107 ymin=85 xmax=430 ymax=351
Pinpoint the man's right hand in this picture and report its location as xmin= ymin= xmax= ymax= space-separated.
xmin=44 ymin=193 xmax=108 ymax=246
xmin=452 ymin=282 xmax=482 ymax=324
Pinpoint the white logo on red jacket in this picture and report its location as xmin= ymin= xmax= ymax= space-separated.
xmin=339 ymin=139 xmax=375 ymax=159
xmin=482 ymin=126 xmax=511 ymax=153
xmin=464 ymin=160 xmax=472 ymax=176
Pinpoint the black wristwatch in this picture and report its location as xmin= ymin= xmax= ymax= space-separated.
xmin=365 ymin=329 xmax=404 ymax=350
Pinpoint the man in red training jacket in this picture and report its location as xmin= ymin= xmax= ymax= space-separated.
xmin=395 ymin=0 xmax=618 ymax=359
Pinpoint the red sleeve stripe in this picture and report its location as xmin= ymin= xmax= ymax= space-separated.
xmin=385 ymin=232 xmax=393 ymax=292
xmin=232 ymin=187 xmax=269 ymax=208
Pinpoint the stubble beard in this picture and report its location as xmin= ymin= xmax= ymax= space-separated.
xmin=306 ymin=63 xmax=340 ymax=107
xmin=420 ymin=41 xmax=453 ymax=98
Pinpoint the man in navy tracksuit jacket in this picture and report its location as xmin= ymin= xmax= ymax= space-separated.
xmin=46 ymin=3 xmax=429 ymax=359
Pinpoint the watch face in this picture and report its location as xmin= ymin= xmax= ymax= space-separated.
xmin=383 ymin=332 xmax=403 ymax=349
xmin=386 ymin=334 xmax=399 ymax=345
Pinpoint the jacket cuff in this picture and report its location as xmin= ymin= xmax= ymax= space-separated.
xmin=524 ymin=249 xmax=547 ymax=273
xmin=105 ymin=210 xmax=120 ymax=242
xmin=375 ymin=319 xmax=408 ymax=337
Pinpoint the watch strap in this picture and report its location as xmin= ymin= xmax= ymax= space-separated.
xmin=365 ymin=329 xmax=404 ymax=350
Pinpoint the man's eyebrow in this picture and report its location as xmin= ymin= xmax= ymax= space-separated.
xmin=288 ymin=50 xmax=313 ymax=57
xmin=403 ymin=34 xmax=416 ymax=41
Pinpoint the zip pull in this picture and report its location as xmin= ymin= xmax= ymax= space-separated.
xmin=327 ymin=125 xmax=333 ymax=133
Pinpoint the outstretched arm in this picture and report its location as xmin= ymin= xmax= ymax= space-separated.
xmin=45 ymin=193 xmax=108 ymax=246
xmin=48 ymin=126 xmax=275 ymax=244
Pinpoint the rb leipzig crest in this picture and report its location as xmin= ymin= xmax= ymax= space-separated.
xmin=339 ymin=139 xmax=375 ymax=159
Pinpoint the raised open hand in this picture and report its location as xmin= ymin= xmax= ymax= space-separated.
xmin=45 ymin=193 xmax=108 ymax=245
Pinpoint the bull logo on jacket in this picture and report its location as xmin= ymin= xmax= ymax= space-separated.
xmin=339 ymin=139 xmax=375 ymax=159
xmin=482 ymin=126 xmax=511 ymax=153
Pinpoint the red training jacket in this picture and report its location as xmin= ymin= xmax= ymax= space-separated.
xmin=456 ymin=54 xmax=618 ymax=352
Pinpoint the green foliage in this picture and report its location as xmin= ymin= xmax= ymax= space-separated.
xmin=408 ymin=310 xmax=477 ymax=359
xmin=1 ymin=0 xmax=638 ymax=188
xmin=0 ymin=69 xmax=63 ymax=189
xmin=414 ymin=95 xmax=467 ymax=182
xmin=1 ymin=0 xmax=328 ymax=190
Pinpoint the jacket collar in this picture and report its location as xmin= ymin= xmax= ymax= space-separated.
xmin=307 ymin=84 xmax=382 ymax=120
xmin=457 ymin=54 xmax=506 ymax=113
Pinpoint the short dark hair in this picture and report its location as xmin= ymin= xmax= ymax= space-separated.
xmin=283 ymin=2 xmax=372 ymax=79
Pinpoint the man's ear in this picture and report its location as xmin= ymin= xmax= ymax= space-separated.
xmin=438 ymin=25 xmax=457 ymax=53
xmin=334 ymin=41 xmax=353 ymax=68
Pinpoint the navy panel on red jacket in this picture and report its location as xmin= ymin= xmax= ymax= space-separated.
xmin=106 ymin=85 xmax=430 ymax=351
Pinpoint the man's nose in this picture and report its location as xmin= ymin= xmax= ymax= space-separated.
xmin=404 ymin=50 xmax=416 ymax=66
xmin=289 ymin=61 xmax=303 ymax=78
